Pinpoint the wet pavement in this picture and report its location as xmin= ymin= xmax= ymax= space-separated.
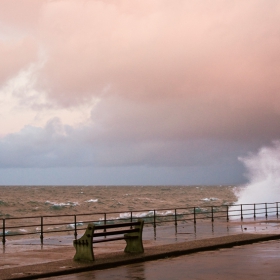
xmin=44 ymin=240 xmax=280 ymax=280
xmin=3 ymin=218 xmax=280 ymax=254
xmin=1 ymin=219 xmax=280 ymax=279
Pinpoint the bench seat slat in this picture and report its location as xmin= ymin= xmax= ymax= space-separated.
xmin=93 ymin=228 xmax=138 ymax=237
xmin=93 ymin=236 xmax=134 ymax=243
xmin=94 ymin=221 xmax=140 ymax=230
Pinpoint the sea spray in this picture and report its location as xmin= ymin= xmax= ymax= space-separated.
xmin=235 ymin=141 xmax=280 ymax=204
xmin=231 ymin=141 xmax=280 ymax=219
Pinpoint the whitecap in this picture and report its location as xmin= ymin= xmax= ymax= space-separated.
xmin=119 ymin=210 xmax=174 ymax=220
xmin=85 ymin=199 xmax=98 ymax=203
xmin=45 ymin=201 xmax=79 ymax=208
xmin=201 ymin=197 xmax=219 ymax=202
xmin=67 ymin=222 xmax=83 ymax=229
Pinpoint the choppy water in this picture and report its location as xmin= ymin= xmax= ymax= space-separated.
xmin=0 ymin=185 xmax=237 ymax=218
xmin=0 ymin=185 xmax=238 ymax=238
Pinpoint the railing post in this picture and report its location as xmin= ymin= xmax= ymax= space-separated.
xmin=254 ymin=204 xmax=256 ymax=220
xmin=277 ymin=202 xmax=279 ymax=218
xmin=174 ymin=208 xmax=177 ymax=234
xmin=226 ymin=205 xmax=229 ymax=221
xmin=211 ymin=206 xmax=214 ymax=222
xmin=265 ymin=203 xmax=267 ymax=219
xmin=153 ymin=210 xmax=156 ymax=228
xmin=104 ymin=213 xmax=107 ymax=235
xmin=130 ymin=211 xmax=133 ymax=223
xmin=40 ymin=216 xmax=44 ymax=244
xmin=74 ymin=215 xmax=77 ymax=239
xmin=193 ymin=207 xmax=196 ymax=224
xmin=241 ymin=204 xmax=243 ymax=221
xmin=194 ymin=221 xmax=197 ymax=236
xmin=2 ymin=219 xmax=5 ymax=245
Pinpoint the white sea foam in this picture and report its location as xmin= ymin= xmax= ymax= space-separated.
xmin=194 ymin=207 xmax=208 ymax=213
xmin=97 ymin=210 xmax=175 ymax=224
xmin=119 ymin=210 xmax=174 ymax=220
xmin=85 ymin=199 xmax=98 ymax=203
xmin=236 ymin=141 xmax=280 ymax=204
xmin=119 ymin=211 xmax=153 ymax=219
xmin=45 ymin=201 xmax=79 ymax=208
xmin=201 ymin=197 xmax=219 ymax=202
xmin=231 ymin=141 xmax=280 ymax=218
xmin=67 ymin=222 xmax=83 ymax=229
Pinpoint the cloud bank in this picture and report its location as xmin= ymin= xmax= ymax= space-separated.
xmin=0 ymin=0 xmax=280 ymax=184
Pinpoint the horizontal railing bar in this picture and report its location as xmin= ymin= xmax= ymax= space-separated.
xmin=4 ymin=222 xmax=74 ymax=229
xmin=4 ymin=202 xmax=279 ymax=221
xmin=2 ymin=232 xmax=39 ymax=236
xmin=1 ymin=202 xmax=280 ymax=245
xmin=41 ymin=229 xmax=75 ymax=234
xmin=2 ymin=214 xmax=78 ymax=220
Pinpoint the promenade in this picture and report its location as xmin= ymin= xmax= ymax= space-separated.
xmin=1 ymin=219 xmax=280 ymax=279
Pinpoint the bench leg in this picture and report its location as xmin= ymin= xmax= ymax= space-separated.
xmin=73 ymin=240 xmax=94 ymax=261
xmin=124 ymin=234 xmax=144 ymax=253
xmin=73 ymin=224 xmax=94 ymax=261
xmin=124 ymin=219 xmax=144 ymax=253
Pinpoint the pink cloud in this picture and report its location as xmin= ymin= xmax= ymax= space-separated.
xmin=1 ymin=0 xmax=280 ymax=143
xmin=36 ymin=1 xmax=279 ymax=100
xmin=0 ymin=38 xmax=37 ymax=83
xmin=0 ymin=0 xmax=43 ymax=30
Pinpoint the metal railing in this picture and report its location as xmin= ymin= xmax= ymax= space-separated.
xmin=1 ymin=202 xmax=279 ymax=244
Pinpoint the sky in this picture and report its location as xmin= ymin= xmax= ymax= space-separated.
xmin=0 ymin=0 xmax=280 ymax=185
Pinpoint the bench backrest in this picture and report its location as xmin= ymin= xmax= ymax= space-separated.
xmin=92 ymin=220 xmax=142 ymax=238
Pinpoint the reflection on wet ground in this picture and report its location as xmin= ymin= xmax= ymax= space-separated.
xmin=43 ymin=240 xmax=280 ymax=280
xmin=2 ymin=218 xmax=280 ymax=254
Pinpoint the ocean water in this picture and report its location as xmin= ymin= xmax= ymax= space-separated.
xmin=0 ymin=185 xmax=237 ymax=218
xmin=0 ymin=185 xmax=238 ymax=239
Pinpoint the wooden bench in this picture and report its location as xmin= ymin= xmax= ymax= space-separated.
xmin=73 ymin=219 xmax=144 ymax=261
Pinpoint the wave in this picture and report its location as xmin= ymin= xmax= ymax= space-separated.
xmin=67 ymin=222 xmax=84 ymax=229
xmin=0 ymin=228 xmax=28 ymax=236
xmin=201 ymin=197 xmax=219 ymax=202
xmin=236 ymin=141 xmax=280 ymax=205
xmin=119 ymin=210 xmax=176 ymax=219
xmin=45 ymin=201 xmax=79 ymax=210
xmin=0 ymin=200 xmax=7 ymax=206
xmin=85 ymin=199 xmax=98 ymax=203
xmin=193 ymin=207 xmax=209 ymax=213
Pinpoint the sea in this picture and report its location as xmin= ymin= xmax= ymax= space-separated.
xmin=0 ymin=185 xmax=239 ymax=239
xmin=0 ymin=185 xmax=238 ymax=218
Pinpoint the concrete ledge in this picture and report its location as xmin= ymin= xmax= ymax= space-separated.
xmin=3 ymin=233 xmax=280 ymax=280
